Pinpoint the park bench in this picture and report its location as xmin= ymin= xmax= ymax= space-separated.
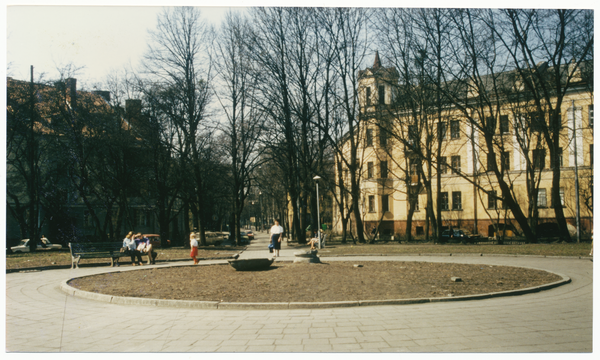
xmin=69 ymin=242 xmax=157 ymax=269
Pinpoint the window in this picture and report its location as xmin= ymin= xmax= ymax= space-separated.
xmin=409 ymin=191 xmax=419 ymax=211
xmin=589 ymin=104 xmax=594 ymax=127
xmin=378 ymin=85 xmax=385 ymax=104
xmin=367 ymin=162 xmax=374 ymax=179
xmin=379 ymin=129 xmax=388 ymax=147
xmin=440 ymin=192 xmax=449 ymax=211
xmin=408 ymin=125 xmax=418 ymax=145
xmin=500 ymin=115 xmax=510 ymax=133
xmin=488 ymin=190 xmax=497 ymax=209
xmin=380 ymin=161 xmax=388 ymax=178
xmin=533 ymin=149 xmax=545 ymax=169
xmin=486 ymin=116 xmax=496 ymax=134
xmin=439 ymin=156 xmax=447 ymax=174
xmin=537 ymin=188 xmax=547 ymax=208
xmin=83 ymin=211 xmax=92 ymax=227
xmin=382 ymin=195 xmax=390 ymax=212
xmin=531 ymin=112 xmax=545 ymax=132
xmin=552 ymin=188 xmax=565 ymax=208
xmin=450 ymin=120 xmax=460 ymax=139
xmin=552 ymin=148 xmax=563 ymax=168
xmin=451 ymin=155 xmax=461 ymax=174
xmin=366 ymin=129 xmax=373 ymax=147
xmin=438 ymin=122 xmax=447 ymax=141
xmin=452 ymin=191 xmax=462 ymax=210
xmin=368 ymin=195 xmax=375 ymax=212
xmin=409 ymin=158 xmax=419 ymax=185
xmin=501 ymin=152 xmax=510 ymax=172
xmin=416 ymin=226 xmax=424 ymax=236
xmin=487 ymin=154 xmax=495 ymax=172
xmin=591 ymin=144 xmax=594 ymax=166
xmin=366 ymin=87 xmax=371 ymax=106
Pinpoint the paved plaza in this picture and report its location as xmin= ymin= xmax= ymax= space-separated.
xmin=5 ymin=233 xmax=594 ymax=352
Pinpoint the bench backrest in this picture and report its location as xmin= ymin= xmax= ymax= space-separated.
xmin=69 ymin=242 xmax=123 ymax=256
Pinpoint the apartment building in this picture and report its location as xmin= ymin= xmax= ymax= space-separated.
xmin=334 ymin=54 xmax=593 ymax=239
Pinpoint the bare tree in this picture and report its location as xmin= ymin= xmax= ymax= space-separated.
xmin=213 ymin=11 xmax=266 ymax=245
xmin=493 ymin=9 xmax=594 ymax=241
xmin=319 ymin=7 xmax=370 ymax=243
xmin=142 ymin=7 xmax=213 ymax=245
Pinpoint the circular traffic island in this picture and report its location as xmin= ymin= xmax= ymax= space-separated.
xmin=65 ymin=261 xmax=567 ymax=308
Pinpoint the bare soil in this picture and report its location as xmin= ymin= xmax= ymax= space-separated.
xmin=68 ymin=261 xmax=562 ymax=302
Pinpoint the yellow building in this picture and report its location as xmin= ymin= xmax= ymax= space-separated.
xmin=334 ymin=54 xmax=593 ymax=239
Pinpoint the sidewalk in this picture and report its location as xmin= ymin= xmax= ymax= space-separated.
xmin=5 ymin=234 xmax=594 ymax=353
xmin=237 ymin=231 xmax=298 ymax=261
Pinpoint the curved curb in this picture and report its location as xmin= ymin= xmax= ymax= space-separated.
xmin=59 ymin=261 xmax=572 ymax=310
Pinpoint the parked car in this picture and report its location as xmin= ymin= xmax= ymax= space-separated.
xmin=10 ymin=238 xmax=63 ymax=253
xmin=143 ymin=234 xmax=161 ymax=248
xmin=246 ymin=230 xmax=255 ymax=240
xmin=200 ymin=232 xmax=224 ymax=246
xmin=439 ymin=229 xmax=474 ymax=244
xmin=239 ymin=232 xmax=251 ymax=244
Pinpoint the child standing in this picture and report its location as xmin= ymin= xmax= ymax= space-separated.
xmin=190 ymin=233 xmax=199 ymax=264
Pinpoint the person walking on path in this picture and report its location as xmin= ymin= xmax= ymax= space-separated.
xmin=190 ymin=233 xmax=199 ymax=264
xmin=270 ymin=219 xmax=284 ymax=257
xmin=123 ymin=231 xmax=143 ymax=266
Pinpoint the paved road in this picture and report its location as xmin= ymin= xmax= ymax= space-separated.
xmin=6 ymin=232 xmax=593 ymax=352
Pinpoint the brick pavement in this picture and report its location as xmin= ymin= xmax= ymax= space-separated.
xmin=5 ymin=232 xmax=594 ymax=352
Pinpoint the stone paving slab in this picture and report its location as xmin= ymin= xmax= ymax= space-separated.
xmin=5 ymin=232 xmax=594 ymax=353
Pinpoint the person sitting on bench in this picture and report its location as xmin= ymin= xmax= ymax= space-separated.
xmin=135 ymin=233 xmax=155 ymax=265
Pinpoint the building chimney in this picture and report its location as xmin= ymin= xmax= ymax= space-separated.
xmin=66 ymin=78 xmax=77 ymax=109
xmin=92 ymin=90 xmax=111 ymax=103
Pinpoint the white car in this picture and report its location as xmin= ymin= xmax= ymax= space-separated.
xmin=10 ymin=238 xmax=63 ymax=253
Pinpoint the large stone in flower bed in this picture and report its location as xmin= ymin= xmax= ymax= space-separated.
xmin=228 ymin=258 xmax=274 ymax=271
xmin=293 ymin=250 xmax=321 ymax=264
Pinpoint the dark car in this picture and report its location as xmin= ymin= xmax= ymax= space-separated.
xmin=440 ymin=229 xmax=473 ymax=244
xmin=143 ymin=234 xmax=162 ymax=248
xmin=239 ymin=231 xmax=251 ymax=244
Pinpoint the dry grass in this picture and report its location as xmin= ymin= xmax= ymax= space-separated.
xmin=6 ymin=246 xmax=242 ymax=270
xmin=311 ymin=241 xmax=592 ymax=257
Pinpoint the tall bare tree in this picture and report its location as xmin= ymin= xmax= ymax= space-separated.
xmin=142 ymin=7 xmax=213 ymax=245
xmin=213 ymin=11 xmax=266 ymax=245
xmin=493 ymin=9 xmax=593 ymax=241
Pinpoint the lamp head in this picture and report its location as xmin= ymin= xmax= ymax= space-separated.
xmin=313 ymin=175 xmax=321 ymax=181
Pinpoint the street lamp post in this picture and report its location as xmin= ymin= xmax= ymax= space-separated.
xmin=313 ymin=176 xmax=322 ymax=249
xmin=258 ymin=191 xmax=262 ymax=232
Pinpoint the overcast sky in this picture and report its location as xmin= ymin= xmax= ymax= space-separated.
xmin=6 ymin=5 xmax=238 ymax=87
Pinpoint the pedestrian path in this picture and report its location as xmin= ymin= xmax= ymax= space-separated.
xmin=237 ymin=231 xmax=297 ymax=261
xmin=5 ymin=234 xmax=594 ymax=352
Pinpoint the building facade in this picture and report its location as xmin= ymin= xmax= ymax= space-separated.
xmin=334 ymin=54 xmax=593 ymax=240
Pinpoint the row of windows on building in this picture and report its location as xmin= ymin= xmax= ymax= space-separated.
xmin=83 ymin=209 xmax=152 ymax=228
xmin=366 ymin=187 xmax=565 ymax=214
xmin=365 ymin=105 xmax=593 ymax=148
xmin=361 ymin=144 xmax=593 ymax=182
